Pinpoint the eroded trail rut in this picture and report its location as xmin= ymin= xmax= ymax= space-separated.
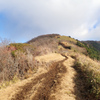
xmin=0 ymin=54 xmax=86 ymax=100
xmin=11 ymin=58 xmax=67 ymax=100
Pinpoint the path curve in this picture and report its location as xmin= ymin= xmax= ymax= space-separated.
xmin=0 ymin=53 xmax=85 ymax=100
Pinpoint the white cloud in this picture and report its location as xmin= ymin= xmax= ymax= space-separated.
xmin=0 ymin=0 xmax=100 ymax=42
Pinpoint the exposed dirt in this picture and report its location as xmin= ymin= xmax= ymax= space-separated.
xmin=11 ymin=58 xmax=67 ymax=100
xmin=0 ymin=53 xmax=87 ymax=100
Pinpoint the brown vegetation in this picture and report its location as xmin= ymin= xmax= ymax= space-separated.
xmin=0 ymin=34 xmax=100 ymax=100
xmin=28 ymin=34 xmax=59 ymax=56
xmin=0 ymin=39 xmax=38 ymax=88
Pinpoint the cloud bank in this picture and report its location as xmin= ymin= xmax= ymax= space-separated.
xmin=0 ymin=0 xmax=100 ymax=42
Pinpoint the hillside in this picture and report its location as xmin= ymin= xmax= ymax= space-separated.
xmin=77 ymin=40 xmax=100 ymax=60
xmin=82 ymin=41 xmax=100 ymax=51
xmin=0 ymin=34 xmax=100 ymax=100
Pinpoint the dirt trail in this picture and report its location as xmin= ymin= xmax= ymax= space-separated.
xmin=0 ymin=53 xmax=86 ymax=100
xmin=53 ymin=56 xmax=85 ymax=100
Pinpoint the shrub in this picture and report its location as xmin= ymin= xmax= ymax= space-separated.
xmin=0 ymin=39 xmax=37 ymax=87
xmin=76 ymin=40 xmax=85 ymax=47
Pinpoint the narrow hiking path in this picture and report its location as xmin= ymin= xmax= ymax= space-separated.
xmin=53 ymin=56 xmax=85 ymax=100
xmin=0 ymin=53 xmax=86 ymax=100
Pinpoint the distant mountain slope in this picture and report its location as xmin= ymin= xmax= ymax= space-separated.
xmin=76 ymin=40 xmax=100 ymax=60
xmin=82 ymin=41 xmax=100 ymax=51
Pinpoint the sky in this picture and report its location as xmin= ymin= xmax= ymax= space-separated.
xmin=0 ymin=0 xmax=100 ymax=43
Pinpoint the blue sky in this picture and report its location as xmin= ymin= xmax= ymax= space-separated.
xmin=0 ymin=0 xmax=100 ymax=43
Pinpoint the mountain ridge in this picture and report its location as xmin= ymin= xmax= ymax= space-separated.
xmin=0 ymin=34 xmax=100 ymax=100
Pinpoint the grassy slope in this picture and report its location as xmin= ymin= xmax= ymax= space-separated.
xmin=69 ymin=52 xmax=100 ymax=99
xmin=77 ymin=40 xmax=100 ymax=60
xmin=1 ymin=34 xmax=100 ymax=99
xmin=82 ymin=41 xmax=100 ymax=51
xmin=58 ymin=36 xmax=100 ymax=99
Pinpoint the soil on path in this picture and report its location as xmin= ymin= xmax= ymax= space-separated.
xmin=0 ymin=53 xmax=86 ymax=100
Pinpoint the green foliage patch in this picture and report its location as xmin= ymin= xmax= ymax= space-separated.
xmin=10 ymin=43 xmax=30 ymax=51
xmin=76 ymin=41 xmax=100 ymax=60
xmin=9 ymin=43 xmax=33 ymax=57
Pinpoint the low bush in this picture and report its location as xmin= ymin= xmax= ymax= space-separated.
xmin=0 ymin=39 xmax=37 ymax=88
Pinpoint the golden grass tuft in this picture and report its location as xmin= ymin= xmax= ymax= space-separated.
xmin=0 ymin=76 xmax=20 ymax=89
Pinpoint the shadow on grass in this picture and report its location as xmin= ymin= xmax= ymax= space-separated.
xmin=72 ymin=63 xmax=98 ymax=100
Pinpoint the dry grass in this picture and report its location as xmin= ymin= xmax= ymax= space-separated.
xmin=35 ymin=53 xmax=65 ymax=63
xmin=0 ymin=36 xmax=100 ymax=100
xmin=57 ymin=36 xmax=77 ymax=44
xmin=58 ymin=39 xmax=87 ymax=55
xmin=0 ymin=64 xmax=47 ymax=100
xmin=72 ymin=53 xmax=100 ymax=99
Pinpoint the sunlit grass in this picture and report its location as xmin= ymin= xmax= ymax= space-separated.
xmin=0 ymin=76 xmax=20 ymax=89
xmin=57 ymin=36 xmax=77 ymax=44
